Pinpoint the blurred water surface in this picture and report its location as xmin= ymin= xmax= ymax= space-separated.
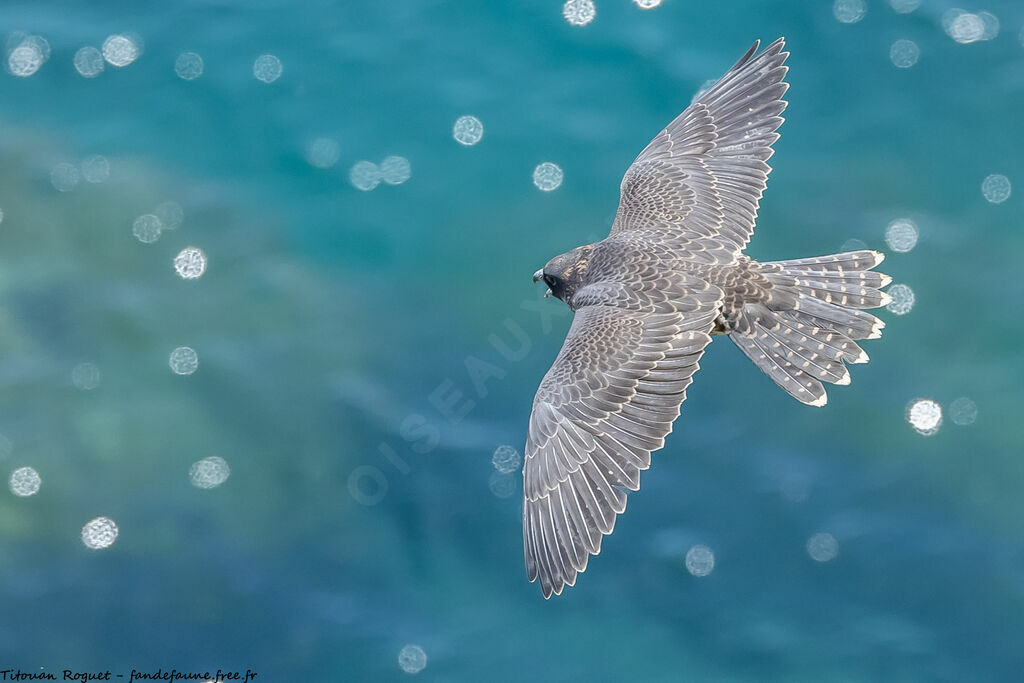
xmin=1 ymin=1 xmax=1023 ymax=681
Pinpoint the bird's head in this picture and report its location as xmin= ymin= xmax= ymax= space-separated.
xmin=533 ymin=245 xmax=593 ymax=304
xmin=532 ymin=268 xmax=562 ymax=300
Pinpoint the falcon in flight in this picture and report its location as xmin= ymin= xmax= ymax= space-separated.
xmin=524 ymin=38 xmax=891 ymax=598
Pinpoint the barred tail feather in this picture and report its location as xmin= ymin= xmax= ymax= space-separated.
xmin=766 ymin=249 xmax=886 ymax=272
xmin=731 ymin=323 xmax=830 ymax=406
xmin=730 ymin=250 xmax=890 ymax=406
xmin=774 ymin=311 xmax=870 ymax=365
xmin=789 ymin=295 xmax=885 ymax=340
xmin=766 ymin=274 xmax=891 ymax=309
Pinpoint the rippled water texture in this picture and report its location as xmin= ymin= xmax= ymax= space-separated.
xmin=1 ymin=1 xmax=1023 ymax=681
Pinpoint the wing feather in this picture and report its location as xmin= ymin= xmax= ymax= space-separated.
xmin=523 ymin=275 xmax=721 ymax=597
xmin=609 ymin=37 xmax=790 ymax=262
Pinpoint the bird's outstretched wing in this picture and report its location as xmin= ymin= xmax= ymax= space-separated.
xmin=610 ymin=37 xmax=790 ymax=264
xmin=523 ymin=274 xmax=722 ymax=598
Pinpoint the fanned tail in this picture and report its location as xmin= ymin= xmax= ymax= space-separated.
xmin=730 ymin=250 xmax=891 ymax=406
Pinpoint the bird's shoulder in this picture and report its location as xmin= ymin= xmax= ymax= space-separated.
xmin=571 ymin=251 xmax=723 ymax=314
xmin=577 ymin=233 xmax=720 ymax=296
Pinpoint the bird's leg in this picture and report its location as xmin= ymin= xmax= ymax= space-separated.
xmin=711 ymin=312 xmax=735 ymax=336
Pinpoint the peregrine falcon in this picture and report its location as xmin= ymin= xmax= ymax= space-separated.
xmin=523 ymin=38 xmax=891 ymax=598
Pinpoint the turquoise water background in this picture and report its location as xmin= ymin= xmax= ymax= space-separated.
xmin=2 ymin=1 xmax=1023 ymax=680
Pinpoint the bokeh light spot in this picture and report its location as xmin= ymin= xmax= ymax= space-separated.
xmin=169 ymin=346 xmax=199 ymax=375
xmin=73 ymin=46 xmax=104 ymax=77
xmin=981 ymin=174 xmax=1011 ymax=203
xmin=453 ymin=115 xmax=484 ymax=146
xmin=807 ymin=532 xmax=839 ymax=562
xmin=82 ymin=516 xmax=119 ymax=549
xmin=533 ymin=162 xmax=564 ymax=191
xmin=685 ymin=544 xmax=715 ymax=577
xmin=175 ymin=52 xmax=204 ymax=80
xmin=132 ymin=214 xmax=162 ymax=243
xmin=174 ymin=247 xmax=207 ymax=280
xmin=80 ymin=155 xmax=110 ymax=183
xmin=306 ymin=138 xmax=341 ymax=169
xmin=949 ymin=397 xmax=977 ymax=426
xmin=885 ymin=283 xmax=915 ymax=315
xmin=51 ymin=163 xmax=80 ymax=192
xmin=380 ymin=156 xmax=411 ymax=185
xmin=9 ymin=466 xmax=41 ymax=497
xmin=885 ymin=218 xmax=918 ymax=253
xmin=189 ymin=456 xmax=231 ymax=489
xmin=942 ymin=10 xmax=996 ymax=44
xmin=102 ymin=35 xmax=139 ymax=67
xmin=8 ymin=40 xmax=45 ymax=77
xmin=349 ymin=161 xmax=381 ymax=191
xmin=907 ymin=398 xmax=942 ymax=436
xmin=833 ymin=0 xmax=866 ymax=24
xmin=563 ymin=0 xmax=596 ymax=26
xmin=492 ymin=445 xmax=521 ymax=474
xmin=398 ymin=644 xmax=427 ymax=674
xmin=889 ymin=39 xmax=919 ymax=68
xmin=253 ymin=54 xmax=282 ymax=83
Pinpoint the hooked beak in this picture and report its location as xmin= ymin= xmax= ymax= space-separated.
xmin=533 ymin=269 xmax=552 ymax=297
